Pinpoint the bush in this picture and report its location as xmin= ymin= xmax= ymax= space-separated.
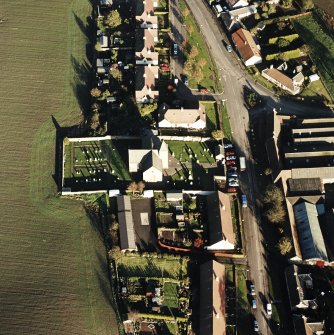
xmin=265 ymin=49 xmax=301 ymax=61
xmin=277 ymin=236 xmax=293 ymax=255
xmin=268 ymin=34 xmax=299 ymax=44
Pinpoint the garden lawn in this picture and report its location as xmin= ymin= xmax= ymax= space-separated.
xmin=179 ymin=0 xmax=216 ymax=90
xmin=166 ymin=141 xmax=215 ymax=163
xmin=203 ymin=102 xmax=219 ymax=131
xmin=117 ymin=255 xmax=188 ymax=280
xmin=300 ymin=79 xmax=332 ymax=103
xmin=163 ymin=282 xmax=179 ymax=308
xmin=293 ymin=14 xmax=334 ymax=100
xmin=0 ymin=1 xmax=118 ymax=334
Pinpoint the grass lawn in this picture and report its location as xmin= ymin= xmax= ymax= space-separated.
xmin=300 ymin=79 xmax=332 ymax=103
xmin=171 ymin=168 xmax=190 ymax=181
xmin=163 ymin=282 xmax=179 ymax=308
xmin=0 ymin=1 xmax=118 ymax=334
xmin=117 ymin=255 xmax=189 ymax=280
xmin=221 ymin=104 xmax=232 ymax=141
xmin=166 ymin=141 xmax=215 ymax=163
xmin=179 ymin=0 xmax=216 ymax=90
xmin=293 ymin=14 xmax=334 ymax=100
xmin=202 ymin=102 xmax=219 ymax=131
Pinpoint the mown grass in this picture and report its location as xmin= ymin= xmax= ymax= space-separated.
xmin=293 ymin=14 xmax=334 ymax=100
xmin=221 ymin=104 xmax=232 ymax=141
xmin=163 ymin=282 xmax=179 ymax=308
xmin=0 ymin=1 xmax=118 ymax=334
xmin=202 ymin=101 xmax=219 ymax=131
xmin=300 ymin=79 xmax=332 ymax=102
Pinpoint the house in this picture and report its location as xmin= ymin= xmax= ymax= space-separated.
xmin=135 ymin=65 xmax=159 ymax=103
xmin=285 ymin=265 xmax=316 ymax=311
xmin=309 ymin=74 xmax=320 ymax=82
xmin=227 ymin=0 xmax=249 ymax=9
xmin=136 ymin=0 xmax=159 ymax=28
xmin=99 ymin=0 xmax=113 ymax=5
xmin=128 ymin=140 xmax=169 ymax=183
xmin=292 ymin=315 xmax=325 ymax=335
xmin=206 ymin=191 xmax=235 ymax=250
xmin=293 ymin=201 xmax=328 ymax=262
xmin=200 ymin=260 xmax=226 ymax=335
xmin=231 ymin=28 xmax=262 ymax=66
xmin=229 ymin=5 xmax=257 ymax=20
xmin=136 ymin=29 xmax=159 ymax=65
xmin=97 ymin=31 xmax=110 ymax=51
xmin=215 ymin=145 xmax=225 ymax=161
xmin=221 ymin=12 xmax=240 ymax=31
xmin=117 ymin=196 xmax=137 ymax=251
xmin=262 ymin=66 xmax=304 ymax=95
xmin=158 ymin=103 xmax=206 ymax=129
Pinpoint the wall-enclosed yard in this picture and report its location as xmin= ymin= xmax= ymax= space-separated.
xmin=0 ymin=1 xmax=118 ymax=334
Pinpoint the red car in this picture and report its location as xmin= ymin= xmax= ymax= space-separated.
xmin=227 ymin=187 xmax=237 ymax=193
xmin=200 ymin=88 xmax=209 ymax=94
xmin=225 ymin=151 xmax=235 ymax=156
xmin=160 ymin=64 xmax=170 ymax=72
xmin=226 ymin=160 xmax=236 ymax=166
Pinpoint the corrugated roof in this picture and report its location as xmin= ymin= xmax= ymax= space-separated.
xmin=293 ymin=201 xmax=328 ymax=261
xmin=291 ymin=167 xmax=334 ymax=180
xmin=117 ymin=196 xmax=136 ymax=250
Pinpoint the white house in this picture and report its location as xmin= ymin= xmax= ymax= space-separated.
xmin=227 ymin=0 xmax=249 ymax=9
xmin=158 ymin=103 xmax=206 ymax=129
xmin=232 ymin=28 xmax=262 ymax=66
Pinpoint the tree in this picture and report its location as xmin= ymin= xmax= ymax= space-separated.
xmin=263 ymin=185 xmax=284 ymax=205
xmin=254 ymin=12 xmax=261 ymax=20
xmin=110 ymin=67 xmax=123 ymax=82
xmin=139 ymin=102 xmax=158 ymax=117
xmin=277 ymin=237 xmax=292 ymax=255
xmin=300 ymin=44 xmax=310 ymax=54
xmin=265 ymin=206 xmax=286 ymax=223
xmin=198 ymin=58 xmax=207 ymax=68
xmin=193 ymin=66 xmax=204 ymax=84
xmin=137 ymin=181 xmax=146 ymax=194
xmin=100 ymin=89 xmax=111 ymax=100
xmin=281 ymin=0 xmax=293 ymax=8
xmin=277 ymin=21 xmax=287 ymax=30
xmin=264 ymin=168 xmax=273 ymax=176
xmin=186 ymin=24 xmax=194 ymax=36
xmin=183 ymin=59 xmax=194 ymax=77
xmin=111 ymin=49 xmax=119 ymax=62
xmin=299 ymin=0 xmax=314 ymax=10
xmin=278 ymin=37 xmax=290 ymax=49
xmin=89 ymin=112 xmax=100 ymax=130
xmin=127 ymin=181 xmax=138 ymax=194
xmin=189 ymin=46 xmax=199 ymax=58
xmin=91 ymin=87 xmax=101 ymax=98
xmin=182 ymin=8 xmax=190 ymax=18
xmin=211 ymin=130 xmax=224 ymax=139
xmin=260 ymin=3 xmax=269 ymax=12
xmin=109 ymin=246 xmax=121 ymax=260
xmin=104 ymin=10 xmax=122 ymax=28
xmin=95 ymin=42 xmax=102 ymax=52
xmin=245 ymin=91 xmax=258 ymax=108
xmin=268 ymin=4 xmax=276 ymax=15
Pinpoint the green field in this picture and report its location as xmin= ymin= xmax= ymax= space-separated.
xmin=293 ymin=14 xmax=334 ymax=100
xmin=0 ymin=1 xmax=118 ymax=334
xmin=117 ymin=255 xmax=188 ymax=280
xmin=202 ymin=102 xmax=219 ymax=131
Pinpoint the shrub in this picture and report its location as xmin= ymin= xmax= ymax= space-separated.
xmin=268 ymin=34 xmax=299 ymax=44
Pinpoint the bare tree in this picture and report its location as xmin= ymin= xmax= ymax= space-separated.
xmin=277 ymin=236 xmax=292 ymax=255
xmin=104 ymin=10 xmax=122 ymax=28
xmin=137 ymin=181 xmax=146 ymax=194
xmin=127 ymin=181 xmax=138 ymax=194
xmin=90 ymin=87 xmax=102 ymax=97
xmin=109 ymin=246 xmax=121 ymax=260
xmin=182 ymin=8 xmax=190 ymax=18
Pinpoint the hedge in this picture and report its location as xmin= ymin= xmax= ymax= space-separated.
xmin=265 ymin=48 xmax=301 ymax=61
xmin=268 ymin=33 xmax=299 ymax=44
xmin=138 ymin=313 xmax=188 ymax=322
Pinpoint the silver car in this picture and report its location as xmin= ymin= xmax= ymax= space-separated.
xmin=226 ymin=156 xmax=236 ymax=161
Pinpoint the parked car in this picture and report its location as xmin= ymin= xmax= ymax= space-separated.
xmin=227 ymin=166 xmax=237 ymax=171
xmin=224 ymin=143 xmax=233 ymax=149
xmin=183 ymin=76 xmax=189 ymax=85
xmin=250 ymin=284 xmax=255 ymax=296
xmin=160 ymin=64 xmax=170 ymax=72
xmin=173 ymin=43 xmax=178 ymax=57
xmin=229 ymin=181 xmax=239 ymax=187
xmin=227 ymin=171 xmax=238 ymax=177
xmin=226 ymin=160 xmax=236 ymax=166
xmin=254 ymin=320 xmax=259 ymax=332
xmin=242 ymin=194 xmax=247 ymax=208
xmin=252 ymin=299 xmax=257 ymax=309
xmin=267 ymin=303 xmax=272 ymax=316
xmin=226 ymin=156 xmax=236 ymax=161
xmin=200 ymin=88 xmax=209 ymax=93
xmin=226 ymin=44 xmax=233 ymax=53
xmin=227 ymin=187 xmax=237 ymax=193
xmin=225 ymin=151 xmax=235 ymax=156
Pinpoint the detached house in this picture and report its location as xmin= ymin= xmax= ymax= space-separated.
xmin=158 ymin=103 xmax=206 ymax=129
xmin=232 ymin=28 xmax=262 ymax=66
xmin=227 ymin=0 xmax=249 ymax=9
xmin=136 ymin=28 xmax=159 ymax=65
xmin=135 ymin=65 xmax=159 ymax=103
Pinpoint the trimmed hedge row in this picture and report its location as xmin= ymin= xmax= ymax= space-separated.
xmin=265 ymin=48 xmax=301 ymax=61
xmin=268 ymin=33 xmax=299 ymax=44
xmin=138 ymin=313 xmax=188 ymax=322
